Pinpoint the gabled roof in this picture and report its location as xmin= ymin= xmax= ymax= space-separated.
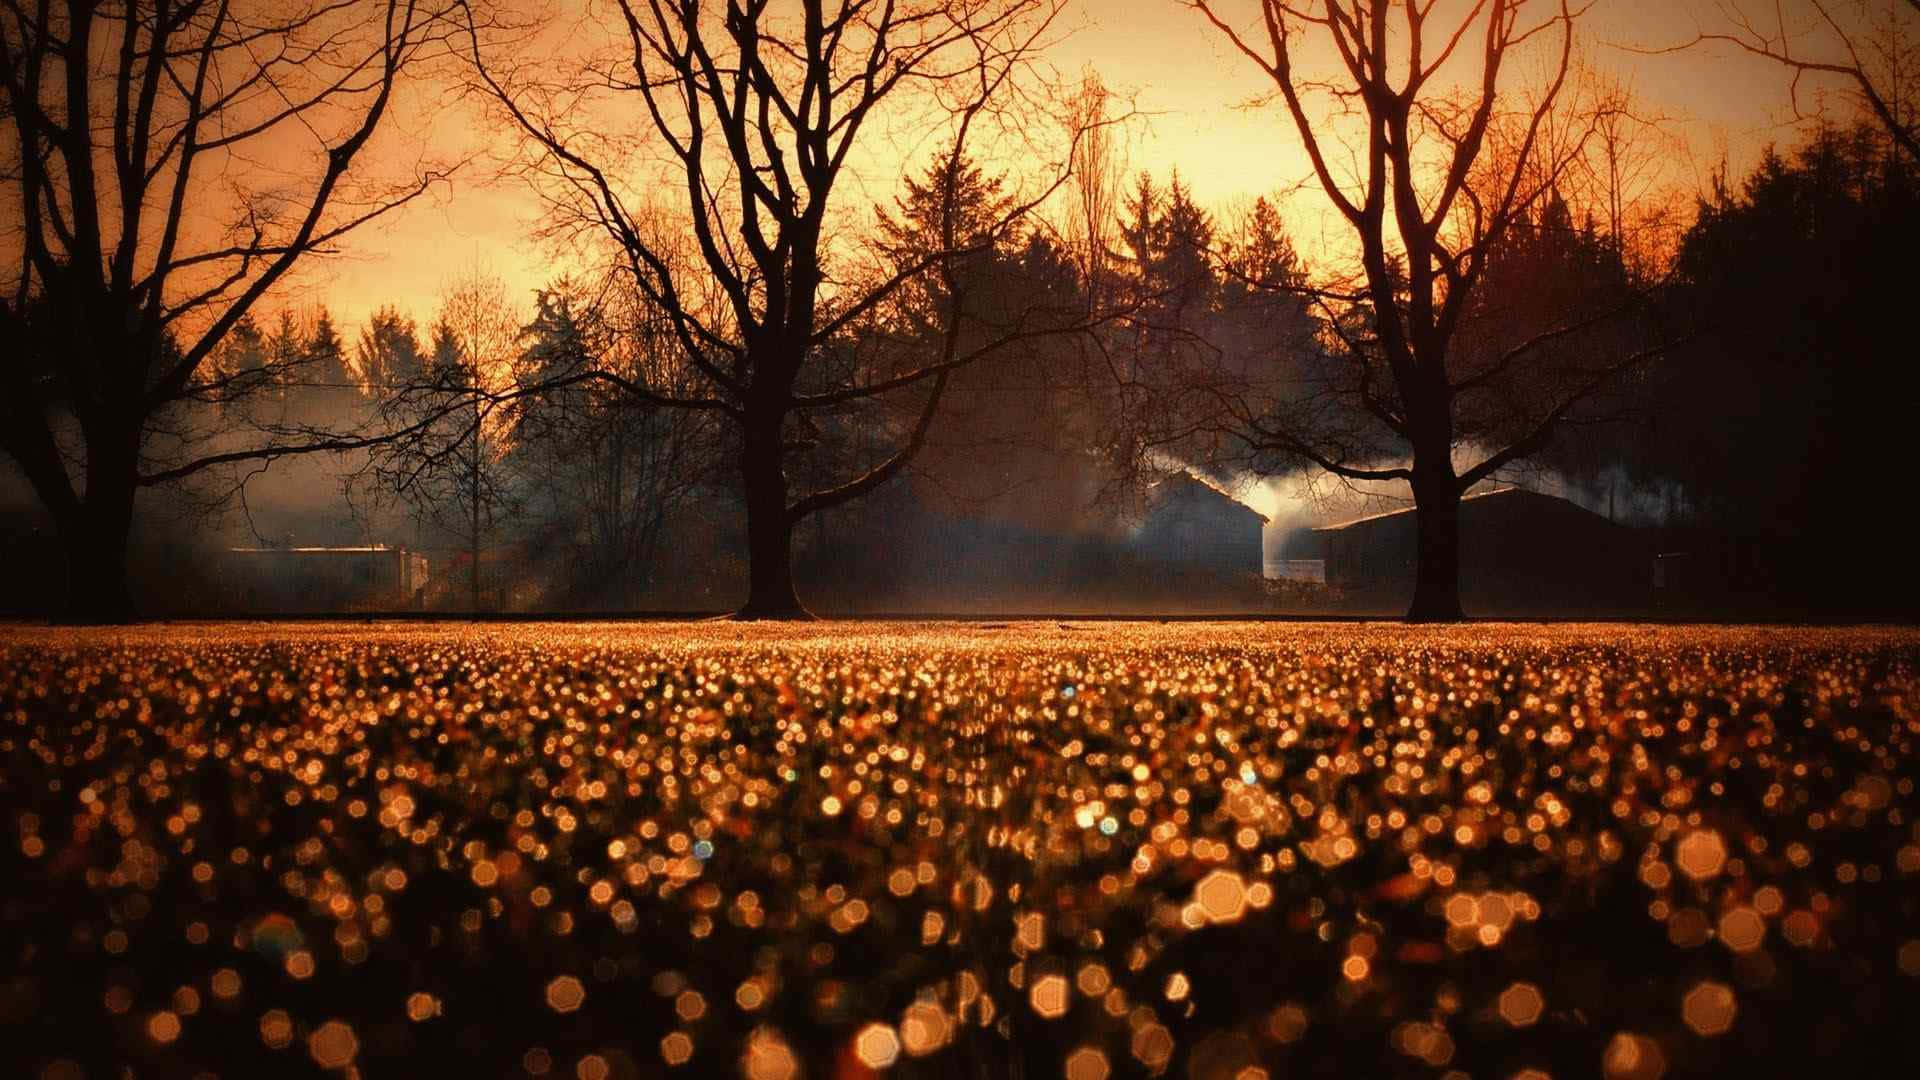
xmin=1310 ymin=485 xmax=1596 ymax=533
xmin=226 ymin=546 xmax=401 ymax=554
xmin=1149 ymin=471 xmax=1269 ymax=524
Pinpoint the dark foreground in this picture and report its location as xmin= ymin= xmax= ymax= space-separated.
xmin=2 ymin=623 xmax=1916 ymax=1079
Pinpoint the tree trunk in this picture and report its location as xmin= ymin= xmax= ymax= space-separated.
xmin=469 ymin=395 xmax=482 ymax=612
xmin=735 ymin=415 xmax=810 ymax=620
xmin=1406 ymin=468 xmax=1465 ymax=622
xmin=59 ymin=450 xmax=139 ymax=625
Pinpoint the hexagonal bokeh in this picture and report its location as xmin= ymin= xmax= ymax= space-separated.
xmin=1603 ymin=1031 xmax=1668 ymax=1080
xmin=1030 ymin=973 xmax=1071 ymax=1019
xmin=1682 ymin=981 xmax=1738 ymax=1037
xmin=1498 ymin=981 xmax=1545 ymax=1028
xmin=900 ymin=1001 xmax=951 ymax=1056
xmin=1675 ymin=829 xmax=1728 ymax=881
xmin=1064 ymin=1045 xmax=1111 ymax=1080
xmin=307 ymin=1020 xmax=358 ymax=1070
xmin=1193 ymin=869 xmax=1249 ymax=924
xmin=544 ymin=975 xmax=586 ymax=1014
xmin=740 ymin=1026 xmax=798 ymax=1080
xmin=853 ymin=1023 xmax=900 ymax=1069
xmin=1131 ymin=1022 xmax=1175 ymax=1071
xmin=659 ymin=1031 xmax=694 ymax=1067
xmin=1718 ymin=906 xmax=1766 ymax=953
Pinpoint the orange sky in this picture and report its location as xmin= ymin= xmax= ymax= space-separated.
xmin=295 ymin=0 xmax=1843 ymax=334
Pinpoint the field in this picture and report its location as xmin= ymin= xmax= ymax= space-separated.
xmin=2 ymin=622 xmax=1917 ymax=1079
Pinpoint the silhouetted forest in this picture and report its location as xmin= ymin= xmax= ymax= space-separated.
xmin=3 ymin=0 xmax=1915 ymax=621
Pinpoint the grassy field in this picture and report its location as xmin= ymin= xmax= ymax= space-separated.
xmin=2 ymin=622 xmax=1917 ymax=1078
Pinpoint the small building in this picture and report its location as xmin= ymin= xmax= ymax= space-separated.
xmin=1134 ymin=471 xmax=1267 ymax=578
xmin=1281 ymin=486 xmax=1647 ymax=614
xmin=219 ymin=546 xmax=429 ymax=613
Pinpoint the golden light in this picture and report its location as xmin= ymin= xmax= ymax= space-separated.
xmin=660 ymin=1031 xmax=694 ymax=1066
xmin=1681 ymin=981 xmax=1737 ymax=1037
xmin=1603 ymin=1031 xmax=1667 ymax=1080
xmin=1193 ymin=869 xmax=1249 ymax=924
xmin=259 ymin=1009 xmax=295 ymax=1050
xmin=1674 ymin=830 xmax=1727 ymax=881
xmin=1392 ymin=1021 xmax=1454 ymax=1067
xmin=1718 ymin=907 xmax=1766 ymax=953
xmin=146 ymin=1011 xmax=182 ymax=1046
xmin=1030 ymin=973 xmax=1071 ymax=1019
xmin=1498 ymin=982 xmax=1545 ymax=1028
xmin=1076 ymin=962 xmax=1112 ymax=997
xmin=1064 ymin=1045 xmax=1111 ymax=1080
xmin=1016 ymin=910 xmax=1046 ymax=952
xmin=1131 ymin=1022 xmax=1175 ymax=1071
xmin=900 ymin=1001 xmax=951 ymax=1056
xmin=853 ymin=1023 xmax=901 ymax=1069
xmin=545 ymin=975 xmax=586 ymax=1014
xmin=740 ymin=1026 xmax=798 ymax=1080
xmin=1267 ymin=1002 xmax=1309 ymax=1043
xmin=1782 ymin=910 xmax=1820 ymax=948
xmin=308 ymin=1020 xmax=359 ymax=1069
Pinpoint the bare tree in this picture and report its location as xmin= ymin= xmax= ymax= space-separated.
xmin=462 ymin=0 xmax=1104 ymax=618
xmin=0 ymin=0 xmax=466 ymax=620
xmin=1062 ymin=68 xmax=1125 ymax=307
xmin=1550 ymin=66 xmax=1688 ymax=277
xmin=505 ymin=279 xmax=725 ymax=608
xmin=1677 ymin=0 xmax=1918 ymax=162
xmin=428 ymin=268 xmax=521 ymax=610
xmin=1185 ymin=0 xmax=1679 ymax=620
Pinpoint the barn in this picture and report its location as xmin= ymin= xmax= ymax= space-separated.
xmin=1281 ymin=486 xmax=1648 ymax=614
xmin=1134 ymin=471 xmax=1267 ymax=578
xmin=219 ymin=546 xmax=430 ymax=612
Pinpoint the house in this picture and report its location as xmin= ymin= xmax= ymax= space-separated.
xmin=219 ymin=545 xmax=430 ymax=612
xmin=1133 ymin=471 xmax=1267 ymax=578
xmin=1280 ymin=486 xmax=1647 ymax=614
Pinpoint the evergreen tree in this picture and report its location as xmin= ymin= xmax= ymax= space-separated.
xmin=357 ymin=306 xmax=425 ymax=390
xmin=1119 ymin=172 xmax=1159 ymax=282
xmin=1644 ymin=121 xmax=1919 ymax=612
xmin=212 ymin=312 xmax=271 ymax=409
xmin=264 ymin=310 xmax=304 ymax=399
xmin=428 ymin=319 xmax=464 ymax=383
xmin=286 ymin=308 xmax=356 ymax=426
xmin=872 ymin=155 xmax=1015 ymax=338
xmin=303 ymin=309 xmax=354 ymax=386
xmin=1224 ymin=197 xmax=1304 ymax=293
xmin=1151 ymin=172 xmax=1215 ymax=319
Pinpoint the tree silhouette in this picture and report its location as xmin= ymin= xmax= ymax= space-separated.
xmin=459 ymin=0 xmax=1105 ymax=618
xmin=1677 ymin=0 xmax=1918 ymax=163
xmin=0 ymin=0 xmax=467 ymax=620
xmin=1190 ymin=0 xmax=1673 ymax=620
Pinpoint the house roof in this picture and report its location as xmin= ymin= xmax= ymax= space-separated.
xmin=226 ymin=546 xmax=401 ymax=554
xmin=1309 ymin=485 xmax=1594 ymax=533
xmin=1149 ymin=471 xmax=1269 ymax=524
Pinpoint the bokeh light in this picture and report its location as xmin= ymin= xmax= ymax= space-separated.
xmin=1 ymin=621 xmax=1914 ymax=1077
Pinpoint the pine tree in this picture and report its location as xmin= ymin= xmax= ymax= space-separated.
xmin=213 ymin=313 xmax=269 ymax=392
xmin=264 ymin=310 xmax=304 ymax=399
xmin=428 ymin=319 xmax=464 ymax=384
xmin=357 ymin=306 xmax=424 ymax=390
xmin=1152 ymin=172 xmax=1216 ymax=319
xmin=304 ymin=309 xmax=354 ymax=388
xmin=1119 ymin=172 xmax=1160 ymax=284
